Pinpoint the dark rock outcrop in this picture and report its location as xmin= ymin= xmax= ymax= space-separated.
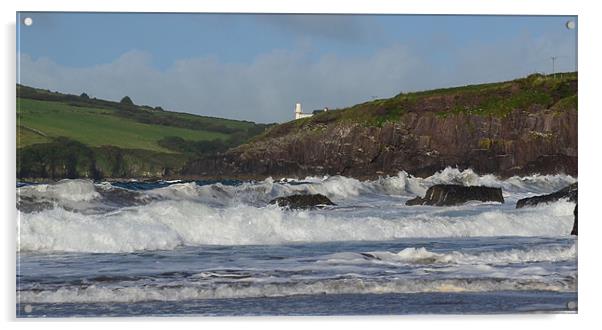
xmin=571 ymin=205 xmax=577 ymax=236
xmin=516 ymin=182 xmax=577 ymax=208
xmin=269 ymin=194 xmax=335 ymax=209
xmin=406 ymin=184 xmax=504 ymax=206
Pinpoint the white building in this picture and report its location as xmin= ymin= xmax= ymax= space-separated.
xmin=294 ymin=103 xmax=312 ymax=120
xmin=294 ymin=103 xmax=328 ymax=120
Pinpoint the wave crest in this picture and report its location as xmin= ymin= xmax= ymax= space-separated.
xmin=18 ymin=200 xmax=575 ymax=253
xmin=322 ymin=243 xmax=576 ymax=266
xmin=18 ymin=179 xmax=100 ymax=203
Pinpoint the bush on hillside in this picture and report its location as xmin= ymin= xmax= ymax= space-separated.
xmin=17 ymin=137 xmax=99 ymax=179
xmin=158 ymin=136 xmax=230 ymax=155
xmin=120 ymin=96 xmax=134 ymax=105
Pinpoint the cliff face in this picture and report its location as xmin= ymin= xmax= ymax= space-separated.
xmin=184 ymin=74 xmax=577 ymax=179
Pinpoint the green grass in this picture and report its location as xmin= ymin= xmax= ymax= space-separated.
xmin=447 ymin=89 xmax=554 ymax=117
xmin=551 ymin=95 xmax=578 ymax=112
xmin=17 ymin=84 xmax=266 ymax=135
xmin=17 ymin=98 xmax=229 ymax=152
xmin=17 ymin=126 xmax=51 ymax=147
xmin=164 ymin=111 xmax=255 ymax=130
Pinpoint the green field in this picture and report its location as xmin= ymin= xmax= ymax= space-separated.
xmin=16 ymin=85 xmax=271 ymax=179
xmin=17 ymin=125 xmax=51 ymax=146
xmin=17 ymin=98 xmax=230 ymax=152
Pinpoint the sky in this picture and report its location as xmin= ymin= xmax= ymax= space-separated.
xmin=17 ymin=13 xmax=577 ymax=123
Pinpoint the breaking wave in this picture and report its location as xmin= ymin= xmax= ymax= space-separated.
xmin=321 ymin=243 xmax=576 ymax=266
xmin=16 ymin=167 xmax=577 ymax=253
xmin=18 ymin=179 xmax=101 ymax=203
xmin=18 ymin=199 xmax=575 ymax=253
xmin=142 ymin=168 xmax=576 ymax=204
xmin=17 ymin=167 xmax=576 ymax=208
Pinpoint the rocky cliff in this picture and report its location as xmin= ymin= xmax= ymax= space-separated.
xmin=184 ymin=73 xmax=577 ymax=179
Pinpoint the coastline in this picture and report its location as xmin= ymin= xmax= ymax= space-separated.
xmin=16 ymin=167 xmax=579 ymax=184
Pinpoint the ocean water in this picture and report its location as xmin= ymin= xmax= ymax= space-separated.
xmin=16 ymin=168 xmax=578 ymax=317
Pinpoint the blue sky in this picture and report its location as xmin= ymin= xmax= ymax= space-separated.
xmin=17 ymin=13 xmax=577 ymax=123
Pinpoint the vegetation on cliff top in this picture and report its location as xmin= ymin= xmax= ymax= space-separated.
xmin=257 ymin=72 xmax=577 ymax=141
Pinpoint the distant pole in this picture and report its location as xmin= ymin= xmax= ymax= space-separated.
xmin=551 ymin=56 xmax=557 ymax=78
xmin=565 ymin=20 xmax=577 ymax=72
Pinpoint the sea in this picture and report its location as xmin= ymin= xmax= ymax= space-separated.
xmin=16 ymin=167 xmax=578 ymax=317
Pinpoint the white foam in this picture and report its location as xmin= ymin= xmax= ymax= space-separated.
xmin=18 ymin=199 xmax=576 ymax=253
xmin=18 ymin=179 xmax=100 ymax=203
xmin=390 ymin=168 xmax=576 ymax=196
xmin=17 ymin=276 xmax=574 ymax=303
xmin=322 ymin=243 xmax=576 ymax=266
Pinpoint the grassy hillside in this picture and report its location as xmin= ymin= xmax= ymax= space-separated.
xmin=257 ymin=72 xmax=577 ymax=141
xmin=17 ymin=98 xmax=228 ymax=152
xmin=16 ymin=85 xmax=271 ymax=179
xmin=16 ymin=85 xmax=266 ymax=150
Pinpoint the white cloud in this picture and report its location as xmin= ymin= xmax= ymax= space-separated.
xmin=18 ymin=45 xmax=428 ymax=123
xmin=18 ymin=35 xmax=576 ymax=123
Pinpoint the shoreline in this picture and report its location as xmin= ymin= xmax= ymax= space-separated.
xmin=16 ymin=169 xmax=578 ymax=185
